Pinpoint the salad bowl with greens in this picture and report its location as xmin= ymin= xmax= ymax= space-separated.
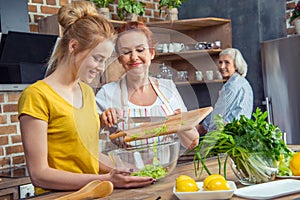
xmin=108 ymin=140 xmax=180 ymax=180
xmin=193 ymin=108 xmax=293 ymax=185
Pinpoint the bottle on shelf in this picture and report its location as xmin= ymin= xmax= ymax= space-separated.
xmin=159 ymin=63 xmax=173 ymax=80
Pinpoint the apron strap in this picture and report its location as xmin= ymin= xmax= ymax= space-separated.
xmin=148 ymin=77 xmax=173 ymax=115
xmin=121 ymin=76 xmax=174 ymax=115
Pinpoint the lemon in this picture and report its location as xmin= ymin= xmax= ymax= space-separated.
xmin=203 ymin=174 xmax=225 ymax=190
xmin=175 ymin=175 xmax=199 ymax=192
xmin=176 ymin=175 xmax=194 ymax=182
xmin=206 ymin=177 xmax=230 ymax=191
xmin=290 ymin=152 xmax=300 ymax=176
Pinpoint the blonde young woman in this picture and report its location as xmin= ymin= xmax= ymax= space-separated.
xmin=96 ymin=21 xmax=199 ymax=149
xmin=18 ymin=2 xmax=155 ymax=195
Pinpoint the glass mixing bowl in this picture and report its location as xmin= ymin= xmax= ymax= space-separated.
xmin=107 ymin=140 xmax=180 ymax=180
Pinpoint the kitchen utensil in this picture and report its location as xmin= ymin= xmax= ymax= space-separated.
xmin=184 ymin=43 xmax=197 ymax=51
xmin=125 ymin=116 xmax=168 ymax=123
xmin=55 ymin=180 xmax=113 ymax=200
xmin=234 ymin=179 xmax=300 ymax=200
xmin=195 ymin=42 xmax=207 ymax=50
xmin=216 ymin=71 xmax=223 ymax=80
xmin=168 ymin=43 xmax=174 ymax=52
xmin=156 ymin=43 xmax=164 ymax=53
xmin=162 ymin=43 xmax=168 ymax=53
xmin=108 ymin=140 xmax=180 ymax=180
xmin=205 ymin=70 xmax=214 ymax=80
xmin=110 ymin=106 xmax=213 ymax=142
xmin=177 ymin=71 xmax=188 ymax=81
xmin=172 ymin=42 xmax=185 ymax=52
xmin=195 ymin=71 xmax=203 ymax=81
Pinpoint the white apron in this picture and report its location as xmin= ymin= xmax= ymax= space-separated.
xmin=118 ymin=77 xmax=175 ymax=147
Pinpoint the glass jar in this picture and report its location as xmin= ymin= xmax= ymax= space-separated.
xmin=229 ymin=154 xmax=277 ymax=185
xmin=195 ymin=71 xmax=203 ymax=81
xmin=160 ymin=63 xmax=169 ymax=79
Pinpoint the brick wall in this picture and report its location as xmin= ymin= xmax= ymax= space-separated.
xmin=0 ymin=92 xmax=24 ymax=169
xmin=28 ymin=0 xmax=71 ymax=32
xmin=28 ymin=0 xmax=299 ymax=35
xmin=28 ymin=0 xmax=165 ymax=32
xmin=286 ymin=0 xmax=299 ymax=35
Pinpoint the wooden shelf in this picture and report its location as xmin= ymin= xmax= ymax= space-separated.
xmin=101 ymin=18 xmax=231 ymax=88
xmin=38 ymin=16 xmax=126 ymax=36
xmin=175 ymin=79 xmax=225 ymax=86
xmin=154 ymin=49 xmax=222 ymax=62
xmin=147 ymin=17 xmax=231 ymax=31
xmin=109 ymin=19 xmax=126 ymax=27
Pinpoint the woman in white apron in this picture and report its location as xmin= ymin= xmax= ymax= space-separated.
xmin=96 ymin=21 xmax=198 ymax=150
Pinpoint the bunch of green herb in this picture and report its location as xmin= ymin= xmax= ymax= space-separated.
xmin=193 ymin=108 xmax=293 ymax=183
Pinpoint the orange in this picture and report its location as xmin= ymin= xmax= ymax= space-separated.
xmin=290 ymin=152 xmax=300 ymax=176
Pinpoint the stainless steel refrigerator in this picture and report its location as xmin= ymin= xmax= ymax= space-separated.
xmin=261 ymin=35 xmax=300 ymax=144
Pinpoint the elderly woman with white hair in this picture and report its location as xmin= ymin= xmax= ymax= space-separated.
xmin=198 ymin=48 xmax=253 ymax=134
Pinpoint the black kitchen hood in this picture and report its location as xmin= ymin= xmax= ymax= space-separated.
xmin=0 ymin=31 xmax=58 ymax=84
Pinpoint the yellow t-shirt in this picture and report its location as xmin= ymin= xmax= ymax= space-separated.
xmin=18 ymin=80 xmax=100 ymax=194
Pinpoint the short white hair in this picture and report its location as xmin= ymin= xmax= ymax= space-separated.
xmin=220 ymin=48 xmax=248 ymax=77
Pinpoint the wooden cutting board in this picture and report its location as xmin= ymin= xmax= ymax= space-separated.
xmin=110 ymin=106 xmax=213 ymax=142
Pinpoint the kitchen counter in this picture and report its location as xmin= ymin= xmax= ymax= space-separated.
xmin=29 ymin=149 xmax=300 ymax=200
xmin=0 ymin=176 xmax=31 ymax=190
xmin=0 ymin=176 xmax=31 ymax=199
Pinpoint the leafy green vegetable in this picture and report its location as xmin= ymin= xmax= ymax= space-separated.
xmin=152 ymin=140 xmax=159 ymax=165
xmin=145 ymin=124 xmax=167 ymax=136
xmin=277 ymin=154 xmax=293 ymax=176
xmin=130 ymin=140 xmax=167 ymax=179
xmin=131 ymin=164 xmax=167 ymax=179
xmin=131 ymin=124 xmax=167 ymax=139
xmin=192 ymin=108 xmax=293 ymax=184
xmin=131 ymin=133 xmax=141 ymax=139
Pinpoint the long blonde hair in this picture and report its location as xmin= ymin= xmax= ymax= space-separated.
xmin=45 ymin=1 xmax=115 ymax=77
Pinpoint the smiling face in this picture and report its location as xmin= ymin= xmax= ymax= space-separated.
xmin=79 ymin=39 xmax=114 ymax=84
xmin=218 ymin=54 xmax=236 ymax=79
xmin=116 ymin=31 xmax=155 ymax=77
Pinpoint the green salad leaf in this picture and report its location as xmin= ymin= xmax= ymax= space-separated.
xmin=131 ymin=164 xmax=167 ymax=179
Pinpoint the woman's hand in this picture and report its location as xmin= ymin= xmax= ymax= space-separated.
xmin=100 ymin=108 xmax=122 ymax=128
xmin=197 ymin=124 xmax=208 ymax=135
xmin=173 ymin=108 xmax=182 ymax=115
xmin=108 ymin=169 xmax=155 ymax=188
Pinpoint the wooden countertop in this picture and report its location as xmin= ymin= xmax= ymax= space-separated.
xmin=0 ymin=176 xmax=31 ymax=189
xmin=29 ymin=153 xmax=300 ymax=200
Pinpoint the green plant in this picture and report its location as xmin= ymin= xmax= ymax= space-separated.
xmin=158 ymin=0 xmax=187 ymax=10
xmin=117 ymin=0 xmax=145 ymax=20
xmin=90 ymin=0 xmax=114 ymax=8
xmin=192 ymin=108 xmax=293 ymax=184
xmin=290 ymin=1 xmax=300 ymax=25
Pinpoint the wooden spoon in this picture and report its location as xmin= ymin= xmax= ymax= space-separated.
xmin=55 ymin=180 xmax=113 ymax=200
